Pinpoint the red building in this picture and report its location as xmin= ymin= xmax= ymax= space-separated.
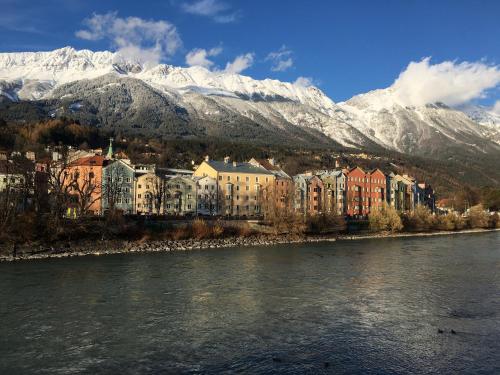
xmin=345 ymin=167 xmax=386 ymax=217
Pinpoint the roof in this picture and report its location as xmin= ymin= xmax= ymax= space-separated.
xmin=204 ymin=160 xmax=274 ymax=175
xmin=70 ymin=155 xmax=106 ymax=167
xmin=252 ymin=159 xmax=291 ymax=178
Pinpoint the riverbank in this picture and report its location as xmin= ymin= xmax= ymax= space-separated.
xmin=1 ymin=227 xmax=499 ymax=262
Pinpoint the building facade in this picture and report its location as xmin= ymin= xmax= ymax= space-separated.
xmin=135 ymin=172 xmax=165 ymax=215
xmin=318 ymin=170 xmax=346 ymax=215
xmin=164 ymin=176 xmax=197 ymax=216
xmin=101 ymin=159 xmax=135 ymax=215
xmin=195 ymin=175 xmax=219 ymax=216
xmin=194 ymin=156 xmax=275 ymax=217
xmin=345 ymin=167 xmax=386 ymax=217
xmin=386 ymin=173 xmax=415 ymax=212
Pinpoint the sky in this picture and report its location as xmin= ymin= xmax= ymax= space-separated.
xmin=1 ymin=0 xmax=500 ymax=108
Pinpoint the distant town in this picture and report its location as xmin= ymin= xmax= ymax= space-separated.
xmin=1 ymin=138 xmax=437 ymax=220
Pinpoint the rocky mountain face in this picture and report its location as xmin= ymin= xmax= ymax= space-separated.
xmin=1 ymin=47 xmax=499 ymax=165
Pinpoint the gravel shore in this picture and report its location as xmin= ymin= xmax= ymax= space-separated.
xmin=1 ymin=228 xmax=498 ymax=262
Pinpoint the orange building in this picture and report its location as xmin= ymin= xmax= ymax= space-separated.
xmin=345 ymin=167 xmax=386 ymax=217
xmin=65 ymin=155 xmax=106 ymax=216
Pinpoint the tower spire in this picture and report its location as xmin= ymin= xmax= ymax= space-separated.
xmin=106 ymin=137 xmax=114 ymax=159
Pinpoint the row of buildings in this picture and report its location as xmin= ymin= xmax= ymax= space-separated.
xmin=0 ymin=143 xmax=436 ymax=219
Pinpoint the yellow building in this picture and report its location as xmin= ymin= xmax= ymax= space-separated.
xmin=135 ymin=172 xmax=164 ymax=215
xmin=193 ymin=156 xmax=275 ymax=217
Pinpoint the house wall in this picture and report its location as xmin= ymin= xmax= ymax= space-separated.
xmin=194 ymin=162 xmax=275 ymax=217
xmin=164 ymin=176 xmax=197 ymax=216
xmin=102 ymin=161 xmax=135 ymax=215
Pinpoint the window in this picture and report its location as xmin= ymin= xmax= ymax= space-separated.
xmin=255 ymin=177 xmax=259 ymax=182
xmin=236 ymin=186 xmax=240 ymax=191
xmin=237 ymin=176 xmax=240 ymax=182
xmin=138 ymin=194 xmax=142 ymax=198
xmin=237 ymin=195 xmax=240 ymax=200
xmin=246 ymin=176 xmax=249 ymax=182
xmin=219 ymin=176 xmax=222 ymax=181
xmin=265 ymin=177 xmax=269 ymax=183
xmin=117 ymin=198 xmax=122 ymax=204
xmin=227 ymin=176 xmax=230 ymax=181
xmin=126 ymin=177 xmax=131 ymax=183
xmin=246 ymin=186 xmax=249 ymax=191
xmin=166 ymin=204 xmax=171 ymax=209
xmin=188 ymin=204 xmax=192 ymax=209
xmin=146 ymin=185 xmax=150 ymax=189
xmin=138 ymin=184 xmax=142 ymax=189
xmin=187 ymin=194 xmax=192 ymax=199
xmin=125 ymin=198 xmax=130 ymax=204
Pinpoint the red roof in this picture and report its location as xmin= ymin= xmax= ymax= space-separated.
xmin=70 ymin=155 xmax=106 ymax=167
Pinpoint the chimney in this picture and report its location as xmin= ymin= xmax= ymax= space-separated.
xmin=224 ymin=156 xmax=230 ymax=164
xmin=233 ymin=161 xmax=237 ymax=167
xmin=268 ymin=158 xmax=275 ymax=166
xmin=204 ymin=155 xmax=210 ymax=162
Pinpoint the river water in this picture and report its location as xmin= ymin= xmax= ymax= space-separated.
xmin=1 ymin=232 xmax=499 ymax=374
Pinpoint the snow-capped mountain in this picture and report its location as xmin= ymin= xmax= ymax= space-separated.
xmin=458 ymin=104 xmax=500 ymax=144
xmin=1 ymin=46 xmax=499 ymax=159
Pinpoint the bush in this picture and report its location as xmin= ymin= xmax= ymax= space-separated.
xmin=307 ymin=213 xmax=346 ymax=234
xmin=192 ymin=218 xmax=211 ymax=239
xmin=403 ymin=204 xmax=435 ymax=232
xmin=489 ymin=212 xmax=500 ymax=228
xmin=435 ymin=213 xmax=466 ymax=231
xmin=368 ymin=203 xmax=403 ymax=232
xmin=468 ymin=204 xmax=489 ymax=229
xmin=212 ymin=220 xmax=225 ymax=238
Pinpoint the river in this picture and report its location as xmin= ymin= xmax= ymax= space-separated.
xmin=1 ymin=232 xmax=499 ymax=374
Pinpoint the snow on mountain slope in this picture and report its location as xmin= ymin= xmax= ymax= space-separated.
xmin=338 ymin=88 xmax=499 ymax=153
xmin=1 ymin=47 xmax=499 ymax=157
xmin=459 ymin=104 xmax=500 ymax=144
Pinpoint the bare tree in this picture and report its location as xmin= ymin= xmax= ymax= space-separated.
xmin=71 ymin=169 xmax=101 ymax=216
xmin=102 ymin=164 xmax=126 ymax=214
xmin=0 ymin=166 xmax=22 ymax=234
xmin=152 ymin=174 xmax=165 ymax=215
xmin=259 ymin=181 xmax=304 ymax=234
xmin=46 ymin=149 xmax=73 ymax=221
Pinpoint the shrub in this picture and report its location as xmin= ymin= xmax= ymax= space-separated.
xmin=403 ymin=204 xmax=435 ymax=232
xmin=212 ymin=220 xmax=225 ymax=238
xmin=468 ymin=204 xmax=489 ymax=229
xmin=191 ymin=218 xmax=211 ymax=239
xmin=307 ymin=213 xmax=346 ymax=234
xmin=489 ymin=212 xmax=500 ymax=228
xmin=368 ymin=203 xmax=403 ymax=232
xmin=435 ymin=213 xmax=466 ymax=231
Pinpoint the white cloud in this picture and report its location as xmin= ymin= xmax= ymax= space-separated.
xmin=266 ymin=46 xmax=294 ymax=72
xmin=185 ymin=46 xmax=222 ymax=68
xmin=182 ymin=0 xmax=239 ymax=23
xmin=294 ymin=76 xmax=315 ymax=88
xmin=75 ymin=12 xmax=181 ymax=65
xmin=224 ymin=53 xmax=254 ymax=74
xmin=391 ymin=57 xmax=500 ymax=107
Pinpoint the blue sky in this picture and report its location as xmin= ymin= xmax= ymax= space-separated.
xmin=1 ymin=0 xmax=499 ymax=106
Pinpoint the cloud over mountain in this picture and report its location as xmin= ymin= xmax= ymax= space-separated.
xmin=76 ymin=12 xmax=181 ymax=65
xmin=185 ymin=46 xmax=222 ymax=68
xmin=391 ymin=57 xmax=500 ymax=107
xmin=224 ymin=53 xmax=254 ymax=74
xmin=266 ymin=46 xmax=293 ymax=72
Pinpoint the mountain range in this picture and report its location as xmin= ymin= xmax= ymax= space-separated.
xmin=1 ymin=47 xmax=499 ymax=175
